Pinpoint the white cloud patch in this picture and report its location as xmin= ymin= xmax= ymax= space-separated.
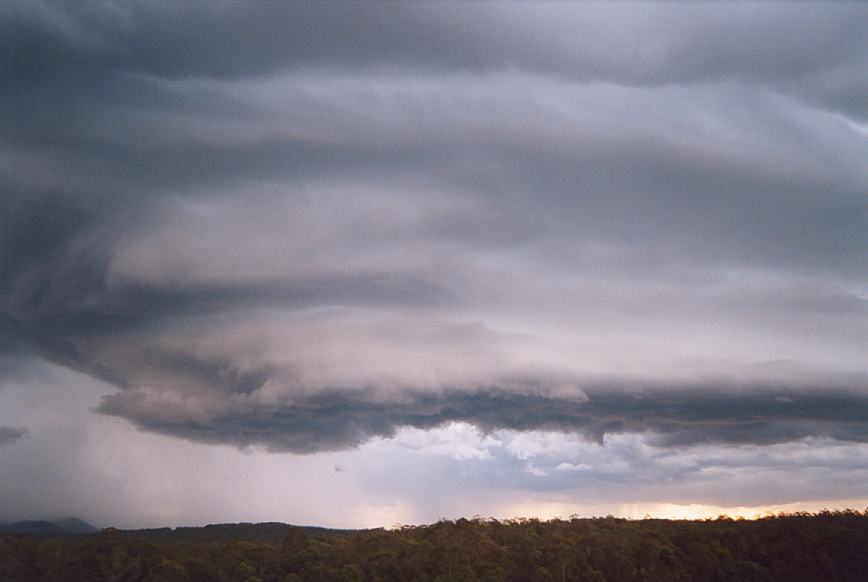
xmin=385 ymin=423 xmax=500 ymax=461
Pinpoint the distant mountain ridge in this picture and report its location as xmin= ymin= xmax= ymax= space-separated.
xmin=0 ymin=517 xmax=98 ymax=536
xmin=0 ymin=518 xmax=357 ymax=541
xmin=112 ymin=522 xmax=360 ymax=543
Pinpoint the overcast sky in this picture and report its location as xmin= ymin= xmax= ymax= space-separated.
xmin=2 ymin=1 xmax=868 ymax=528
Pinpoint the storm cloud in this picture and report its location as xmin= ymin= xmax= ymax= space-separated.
xmin=97 ymin=383 xmax=868 ymax=454
xmin=3 ymin=1 xmax=868 ymax=457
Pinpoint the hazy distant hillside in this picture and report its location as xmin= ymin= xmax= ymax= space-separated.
xmin=0 ymin=518 xmax=97 ymax=536
xmin=0 ymin=519 xmax=350 ymax=542
xmin=114 ymin=522 xmax=359 ymax=543
xmin=2 ymin=511 xmax=868 ymax=581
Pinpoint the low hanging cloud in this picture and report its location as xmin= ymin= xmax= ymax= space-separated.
xmin=0 ymin=427 xmax=27 ymax=447
xmin=97 ymin=380 xmax=868 ymax=454
xmin=2 ymin=2 xmax=868 ymax=454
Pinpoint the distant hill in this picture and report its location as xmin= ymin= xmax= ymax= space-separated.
xmin=113 ymin=522 xmax=360 ymax=543
xmin=52 ymin=518 xmax=99 ymax=535
xmin=0 ymin=519 xmax=354 ymax=541
xmin=0 ymin=517 xmax=97 ymax=536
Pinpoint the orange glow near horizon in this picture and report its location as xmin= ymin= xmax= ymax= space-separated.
xmin=495 ymin=499 xmax=868 ymax=524
xmin=356 ymin=498 xmax=868 ymax=529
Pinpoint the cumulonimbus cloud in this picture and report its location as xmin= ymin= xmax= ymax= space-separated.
xmin=2 ymin=2 xmax=867 ymax=454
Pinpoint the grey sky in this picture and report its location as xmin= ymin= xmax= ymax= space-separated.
xmin=1 ymin=2 xmax=867 ymax=526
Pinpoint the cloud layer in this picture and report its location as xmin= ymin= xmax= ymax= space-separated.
xmin=3 ymin=2 xmax=868 ymax=454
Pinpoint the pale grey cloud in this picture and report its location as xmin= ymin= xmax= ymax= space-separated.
xmin=0 ymin=426 xmax=26 ymax=447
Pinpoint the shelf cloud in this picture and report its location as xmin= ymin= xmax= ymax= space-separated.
xmin=3 ymin=2 xmax=867 ymax=460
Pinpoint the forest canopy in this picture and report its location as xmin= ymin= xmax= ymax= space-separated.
xmin=2 ymin=511 xmax=868 ymax=581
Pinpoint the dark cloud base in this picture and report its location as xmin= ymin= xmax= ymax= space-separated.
xmin=8 ymin=302 xmax=868 ymax=454
xmin=97 ymin=386 xmax=868 ymax=453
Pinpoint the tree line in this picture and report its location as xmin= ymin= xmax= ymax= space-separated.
xmin=2 ymin=510 xmax=868 ymax=581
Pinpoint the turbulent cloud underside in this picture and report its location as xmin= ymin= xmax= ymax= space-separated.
xmin=2 ymin=2 xmax=868 ymax=453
